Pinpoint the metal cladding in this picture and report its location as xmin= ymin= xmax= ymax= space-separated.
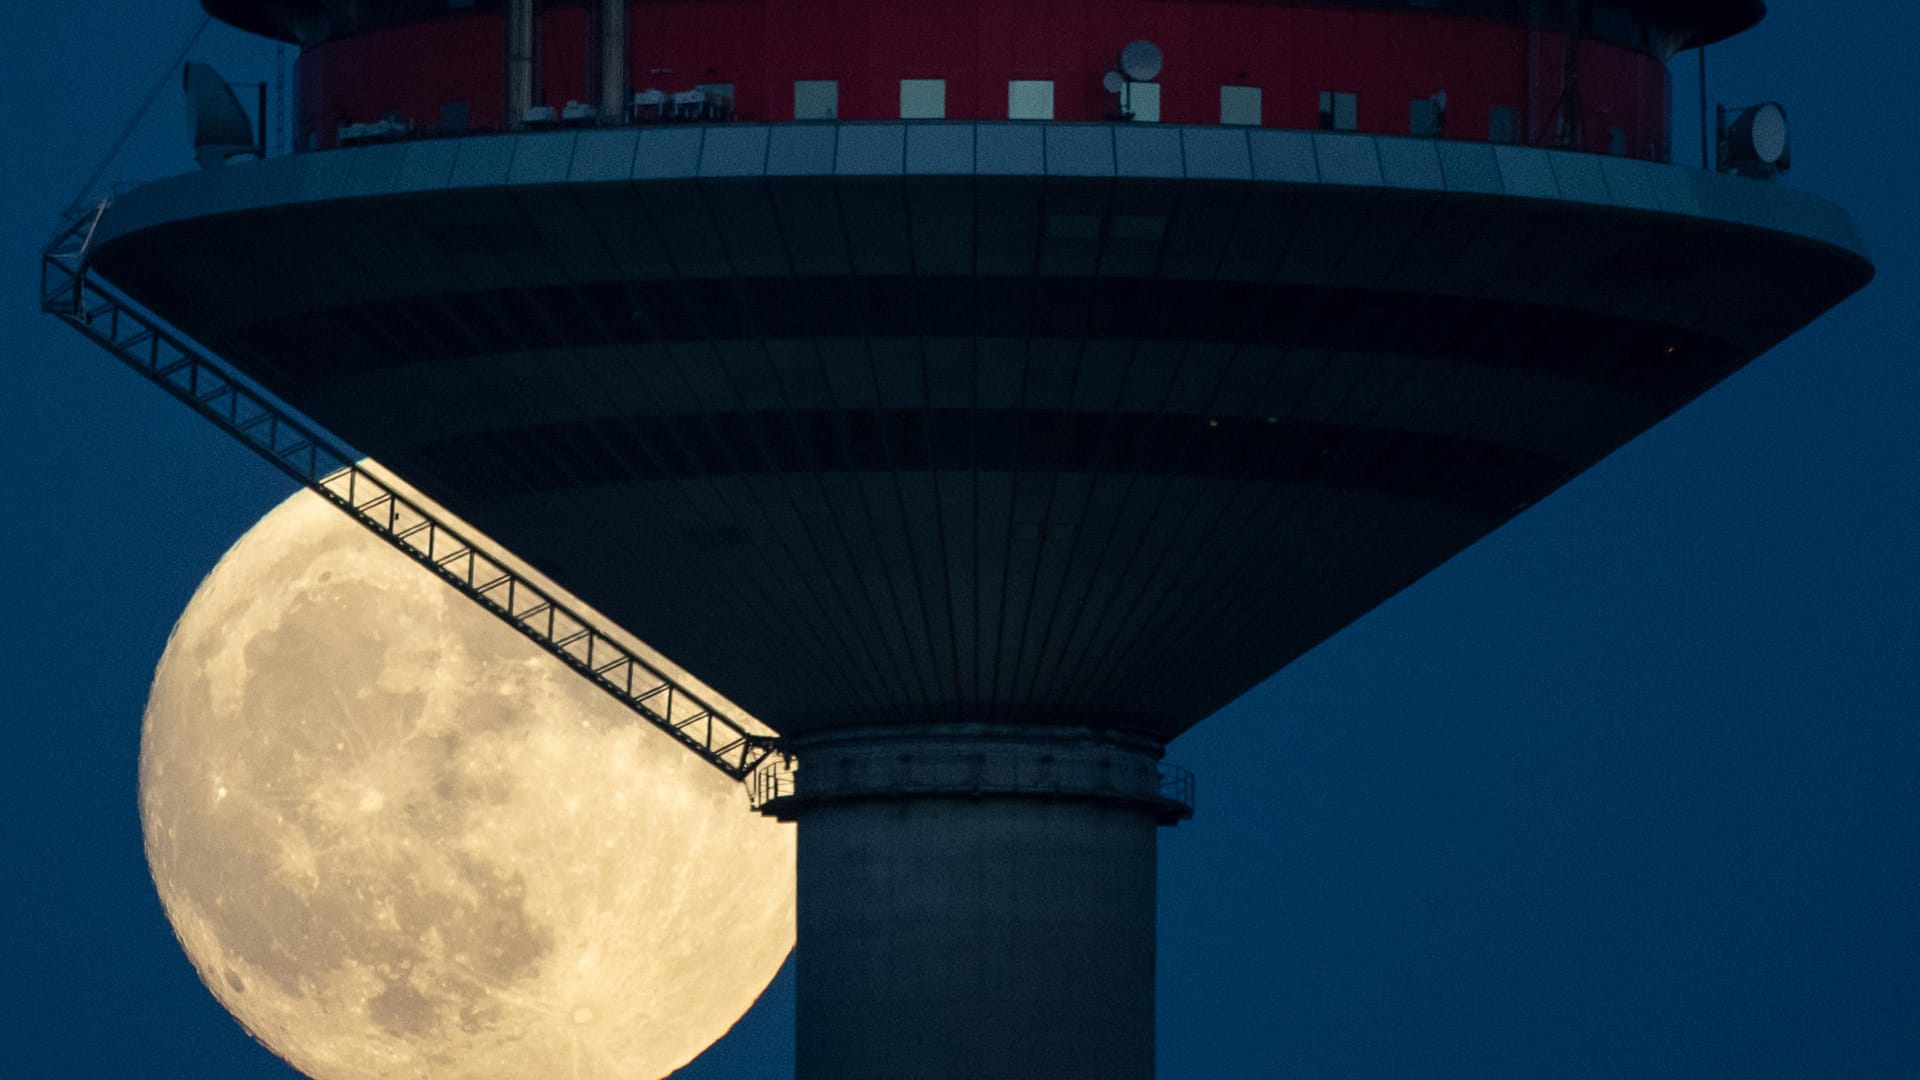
xmin=86 ymin=124 xmax=1872 ymax=742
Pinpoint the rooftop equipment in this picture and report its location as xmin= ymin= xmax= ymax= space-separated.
xmin=182 ymin=62 xmax=259 ymax=168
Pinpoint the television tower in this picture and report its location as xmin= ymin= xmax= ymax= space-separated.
xmin=43 ymin=2 xmax=1870 ymax=1077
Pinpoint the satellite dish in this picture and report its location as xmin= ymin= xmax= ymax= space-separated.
xmin=1721 ymin=101 xmax=1791 ymax=179
xmin=1119 ymin=40 xmax=1163 ymax=82
xmin=183 ymin=62 xmax=259 ymax=169
xmin=1736 ymin=102 xmax=1790 ymax=165
xmin=1103 ymin=70 xmax=1127 ymax=95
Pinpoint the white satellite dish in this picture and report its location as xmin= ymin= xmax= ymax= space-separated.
xmin=1119 ymin=40 xmax=1163 ymax=82
xmin=1103 ymin=70 xmax=1127 ymax=95
xmin=1739 ymin=102 xmax=1790 ymax=164
xmin=1721 ymin=101 xmax=1792 ymax=179
xmin=184 ymin=62 xmax=259 ymax=169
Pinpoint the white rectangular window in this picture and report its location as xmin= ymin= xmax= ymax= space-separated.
xmin=794 ymin=80 xmax=838 ymax=120
xmin=900 ymin=79 xmax=946 ymax=119
xmin=1008 ymin=80 xmax=1055 ymax=121
xmin=1319 ymin=90 xmax=1358 ymax=131
xmin=1220 ymin=85 xmax=1261 ymax=126
xmin=1126 ymin=81 xmax=1161 ymax=123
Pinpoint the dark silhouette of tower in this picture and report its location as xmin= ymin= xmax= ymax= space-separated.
xmin=49 ymin=3 xmax=1870 ymax=1076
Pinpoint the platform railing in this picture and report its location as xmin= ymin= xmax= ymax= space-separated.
xmin=748 ymin=755 xmax=799 ymax=812
xmin=748 ymin=751 xmax=1195 ymax=821
xmin=1157 ymin=762 xmax=1197 ymax=816
xmin=40 ymin=203 xmax=776 ymax=782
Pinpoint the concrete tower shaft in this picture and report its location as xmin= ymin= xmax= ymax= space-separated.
xmin=755 ymin=724 xmax=1185 ymax=1080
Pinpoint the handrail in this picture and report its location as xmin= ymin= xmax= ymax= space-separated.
xmin=748 ymin=753 xmax=1196 ymax=821
xmin=1157 ymin=762 xmax=1197 ymax=816
xmin=749 ymin=756 xmax=799 ymax=811
xmin=40 ymin=204 xmax=776 ymax=782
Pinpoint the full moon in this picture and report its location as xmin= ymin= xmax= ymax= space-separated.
xmin=139 ymin=484 xmax=796 ymax=1079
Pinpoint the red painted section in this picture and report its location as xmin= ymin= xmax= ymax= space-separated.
xmin=296 ymin=1 xmax=1671 ymax=160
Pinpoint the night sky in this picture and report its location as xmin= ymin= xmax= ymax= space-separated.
xmin=5 ymin=5 xmax=1915 ymax=1078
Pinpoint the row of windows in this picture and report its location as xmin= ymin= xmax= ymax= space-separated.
xmin=797 ymin=78 xmax=1164 ymax=123
xmin=335 ymin=80 xmax=1629 ymax=150
xmin=790 ymin=78 xmax=1586 ymax=146
xmin=796 ymin=78 xmax=1282 ymax=126
xmin=321 ymin=79 xmax=1637 ymax=151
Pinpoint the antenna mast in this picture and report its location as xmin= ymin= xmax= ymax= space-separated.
xmin=598 ymin=0 xmax=628 ymax=122
xmin=506 ymin=0 xmax=537 ymax=129
xmin=1558 ymin=0 xmax=1586 ymax=148
xmin=1698 ymin=44 xmax=1711 ymax=169
xmin=274 ymin=43 xmax=288 ymax=156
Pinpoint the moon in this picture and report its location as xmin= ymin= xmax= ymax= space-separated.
xmin=138 ymin=483 xmax=796 ymax=1079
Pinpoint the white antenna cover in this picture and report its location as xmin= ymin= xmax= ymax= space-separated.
xmin=1722 ymin=101 xmax=1792 ymax=178
xmin=1103 ymin=70 xmax=1126 ymax=94
xmin=1742 ymin=102 xmax=1790 ymax=164
xmin=1119 ymin=40 xmax=1163 ymax=82
xmin=183 ymin=62 xmax=257 ymax=169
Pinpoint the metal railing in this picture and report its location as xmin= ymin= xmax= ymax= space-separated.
xmin=40 ymin=204 xmax=776 ymax=782
xmin=747 ymin=753 xmax=1195 ymax=821
xmin=749 ymin=755 xmax=799 ymax=812
xmin=1157 ymin=762 xmax=1197 ymax=817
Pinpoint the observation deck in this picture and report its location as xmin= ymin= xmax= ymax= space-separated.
xmin=206 ymin=1 xmax=1765 ymax=159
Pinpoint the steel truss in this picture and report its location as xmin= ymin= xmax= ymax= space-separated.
xmin=41 ymin=203 xmax=775 ymax=782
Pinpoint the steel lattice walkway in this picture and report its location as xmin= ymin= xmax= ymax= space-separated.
xmin=41 ymin=203 xmax=776 ymax=782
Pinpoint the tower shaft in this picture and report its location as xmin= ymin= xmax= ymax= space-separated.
xmin=759 ymin=725 xmax=1190 ymax=1079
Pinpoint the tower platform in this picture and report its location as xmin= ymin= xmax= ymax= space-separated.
xmin=86 ymin=122 xmax=1871 ymax=742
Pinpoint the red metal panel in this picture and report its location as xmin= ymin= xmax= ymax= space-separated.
xmin=293 ymin=1 xmax=1673 ymax=160
xmin=540 ymin=4 xmax=592 ymax=112
xmin=296 ymin=14 xmax=509 ymax=146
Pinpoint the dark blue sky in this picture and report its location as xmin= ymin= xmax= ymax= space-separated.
xmin=5 ymin=5 xmax=1914 ymax=1078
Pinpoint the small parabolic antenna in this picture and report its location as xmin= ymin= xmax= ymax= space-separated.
xmin=1119 ymin=40 xmax=1164 ymax=82
xmin=1103 ymin=70 xmax=1126 ymax=95
xmin=1722 ymin=101 xmax=1791 ymax=178
xmin=184 ymin=62 xmax=260 ymax=169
